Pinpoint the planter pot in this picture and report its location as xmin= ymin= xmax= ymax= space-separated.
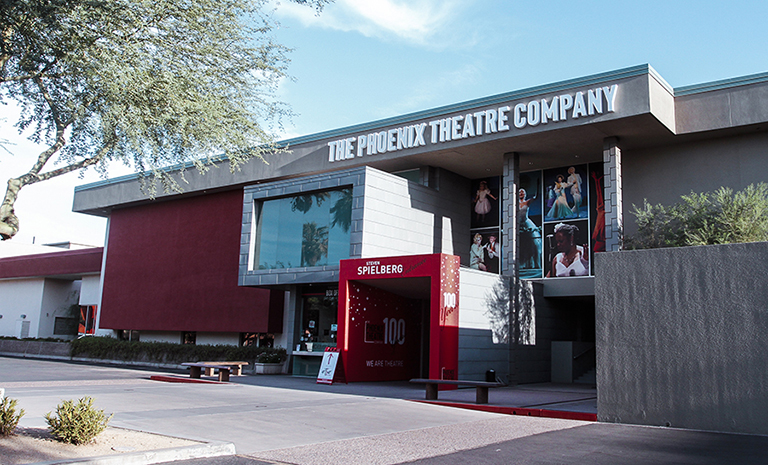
xmin=254 ymin=362 xmax=283 ymax=374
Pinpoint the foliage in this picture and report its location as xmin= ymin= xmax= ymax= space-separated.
xmin=484 ymin=276 xmax=536 ymax=345
xmin=256 ymin=350 xmax=287 ymax=363
xmin=624 ymin=184 xmax=768 ymax=249
xmin=45 ymin=396 xmax=112 ymax=445
xmin=70 ymin=336 xmax=286 ymax=364
xmin=0 ymin=0 xmax=331 ymax=240
xmin=484 ymin=276 xmax=510 ymax=344
xmin=0 ymin=397 xmax=25 ymax=436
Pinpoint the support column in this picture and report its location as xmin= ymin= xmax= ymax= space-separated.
xmin=501 ymin=152 xmax=519 ymax=385
xmin=501 ymin=152 xmax=519 ymax=276
xmin=603 ymin=138 xmax=623 ymax=251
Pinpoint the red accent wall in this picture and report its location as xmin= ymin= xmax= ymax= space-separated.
xmin=100 ymin=190 xmax=281 ymax=333
xmin=0 ymin=248 xmax=102 ymax=279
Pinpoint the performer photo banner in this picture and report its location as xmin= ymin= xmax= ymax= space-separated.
xmin=518 ymin=171 xmax=543 ymax=279
xmin=543 ymin=220 xmax=590 ymax=278
xmin=543 ymin=164 xmax=588 ymax=223
xmin=470 ymin=176 xmax=500 ymax=229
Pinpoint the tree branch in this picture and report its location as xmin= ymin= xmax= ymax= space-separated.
xmin=28 ymin=153 xmax=105 ymax=184
xmin=27 ymin=75 xmax=68 ymax=176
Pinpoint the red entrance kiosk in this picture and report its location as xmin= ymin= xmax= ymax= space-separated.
xmin=337 ymin=253 xmax=459 ymax=383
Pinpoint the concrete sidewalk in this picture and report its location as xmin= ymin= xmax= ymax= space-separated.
xmin=224 ymin=372 xmax=597 ymax=418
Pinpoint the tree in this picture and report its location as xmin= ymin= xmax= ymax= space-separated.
xmin=624 ymin=183 xmax=768 ymax=249
xmin=0 ymin=0 xmax=330 ymax=240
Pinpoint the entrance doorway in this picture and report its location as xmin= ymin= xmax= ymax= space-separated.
xmin=337 ymin=254 xmax=460 ymax=383
xmin=299 ymin=292 xmax=338 ymax=352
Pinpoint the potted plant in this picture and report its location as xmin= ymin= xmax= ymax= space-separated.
xmin=253 ymin=348 xmax=287 ymax=374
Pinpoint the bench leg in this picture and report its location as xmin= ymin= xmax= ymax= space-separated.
xmin=204 ymin=367 xmax=215 ymax=376
xmin=476 ymin=387 xmax=489 ymax=404
xmin=189 ymin=366 xmax=202 ymax=378
xmin=233 ymin=366 xmax=242 ymax=376
xmin=425 ymin=384 xmax=438 ymax=400
xmin=218 ymin=368 xmax=230 ymax=382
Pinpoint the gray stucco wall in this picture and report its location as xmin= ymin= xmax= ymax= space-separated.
xmin=595 ymin=242 xmax=768 ymax=435
xmin=675 ymin=77 xmax=768 ymax=134
xmin=622 ymin=131 xmax=768 ymax=236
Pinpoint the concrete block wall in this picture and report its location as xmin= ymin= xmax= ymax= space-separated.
xmin=359 ymin=172 xmax=434 ymax=257
xmin=458 ymin=269 xmax=509 ymax=381
xmin=602 ymin=138 xmax=622 ymax=252
xmin=240 ymin=166 xmax=472 ymax=286
xmin=360 ymin=168 xmax=470 ymax=259
xmin=432 ymin=168 xmax=472 ymax=263
xmin=240 ymin=168 xmax=367 ymax=287
xmin=596 ymin=242 xmax=768 ymax=435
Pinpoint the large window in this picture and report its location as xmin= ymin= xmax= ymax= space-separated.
xmin=254 ymin=188 xmax=352 ymax=270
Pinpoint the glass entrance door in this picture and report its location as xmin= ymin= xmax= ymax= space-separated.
xmin=299 ymin=290 xmax=338 ymax=352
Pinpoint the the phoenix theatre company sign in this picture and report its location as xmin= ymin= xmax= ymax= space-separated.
xmin=327 ymin=84 xmax=618 ymax=162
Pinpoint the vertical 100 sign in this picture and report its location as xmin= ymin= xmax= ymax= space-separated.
xmin=382 ymin=318 xmax=406 ymax=345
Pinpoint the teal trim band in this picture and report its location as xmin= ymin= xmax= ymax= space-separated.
xmin=675 ymin=70 xmax=768 ymax=96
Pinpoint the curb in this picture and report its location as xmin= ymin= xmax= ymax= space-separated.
xmin=409 ymin=399 xmax=598 ymax=421
xmin=28 ymin=440 xmax=236 ymax=465
xmin=149 ymin=375 xmax=226 ymax=384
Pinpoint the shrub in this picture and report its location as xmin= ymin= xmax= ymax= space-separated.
xmin=256 ymin=348 xmax=287 ymax=363
xmin=0 ymin=397 xmax=25 ymax=436
xmin=70 ymin=336 xmax=287 ymax=365
xmin=44 ymin=397 xmax=112 ymax=445
xmin=625 ymin=183 xmax=768 ymax=249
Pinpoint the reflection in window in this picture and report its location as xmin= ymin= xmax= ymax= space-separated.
xmin=241 ymin=332 xmax=274 ymax=347
xmin=182 ymin=331 xmax=196 ymax=345
xmin=254 ymin=188 xmax=352 ymax=270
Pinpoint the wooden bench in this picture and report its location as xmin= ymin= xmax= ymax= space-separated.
xmin=194 ymin=361 xmax=249 ymax=376
xmin=181 ymin=362 xmax=233 ymax=382
xmin=410 ymin=378 xmax=506 ymax=404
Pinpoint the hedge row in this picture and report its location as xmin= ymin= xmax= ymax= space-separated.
xmin=69 ymin=337 xmax=286 ymax=364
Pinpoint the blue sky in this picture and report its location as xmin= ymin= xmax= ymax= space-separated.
xmin=2 ymin=0 xmax=768 ymax=247
xmin=274 ymin=0 xmax=768 ymax=137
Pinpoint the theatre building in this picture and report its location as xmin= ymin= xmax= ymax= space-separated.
xmin=73 ymin=64 xmax=768 ymax=387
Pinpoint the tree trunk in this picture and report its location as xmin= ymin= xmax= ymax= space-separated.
xmin=0 ymin=178 xmax=22 ymax=240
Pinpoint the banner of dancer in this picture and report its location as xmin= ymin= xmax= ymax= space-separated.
xmin=469 ymin=163 xmax=605 ymax=278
